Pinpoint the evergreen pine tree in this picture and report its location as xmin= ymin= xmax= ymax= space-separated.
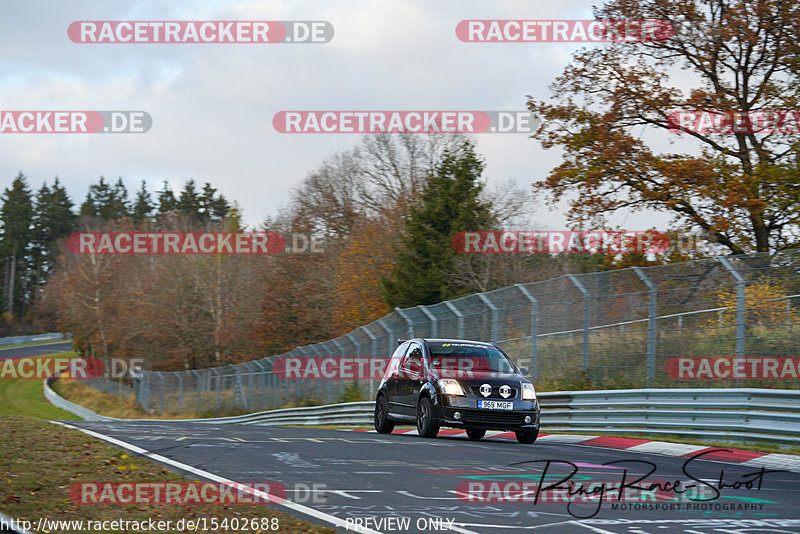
xmin=157 ymin=181 xmax=178 ymax=213
xmin=132 ymin=180 xmax=153 ymax=224
xmin=381 ymin=141 xmax=495 ymax=308
xmin=0 ymin=173 xmax=34 ymax=316
xmin=178 ymin=179 xmax=202 ymax=219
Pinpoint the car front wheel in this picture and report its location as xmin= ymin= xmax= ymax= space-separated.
xmin=374 ymin=395 xmax=395 ymax=434
xmin=416 ymin=397 xmax=440 ymax=438
xmin=515 ymin=429 xmax=538 ymax=444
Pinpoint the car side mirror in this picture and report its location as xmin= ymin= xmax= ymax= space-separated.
xmin=519 ymin=367 xmax=529 ymax=376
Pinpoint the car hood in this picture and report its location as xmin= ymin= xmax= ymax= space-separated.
xmin=434 ymin=372 xmax=524 ymax=387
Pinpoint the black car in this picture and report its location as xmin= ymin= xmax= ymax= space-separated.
xmin=373 ymin=338 xmax=540 ymax=444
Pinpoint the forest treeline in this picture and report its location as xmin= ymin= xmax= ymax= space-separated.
xmin=0 ymin=135 xmax=682 ymax=371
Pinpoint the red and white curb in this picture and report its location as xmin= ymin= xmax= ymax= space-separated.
xmin=352 ymin=428 xmax=800 ymax=473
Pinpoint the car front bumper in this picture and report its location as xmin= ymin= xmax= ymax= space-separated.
xmin=436 ymin=396 xmax=540 ymax=431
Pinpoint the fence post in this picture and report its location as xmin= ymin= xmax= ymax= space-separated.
xmin=212 ymin=368 xmax=221 ymax=413
xmin=377 ymin=318 xmax=393 ymax=354
xmin=345 ymin=332 xmax=362 ymax=398
xmin=515 ymin=284 xmax=539 ymax=378
xmin=190 ymin=370 xmax=201 ymax=412
xmin=251 ymin=360 xmax=268 ymax=410
xmin=567 ymin=274 xmax=590 ymax=371
xmin=361 ymin=325 xmax=378 ymax=399
xmin=395 ymin=307 xmax=414 ymax=338
xmin=719 ymin=257 xmax=746 ymax=359
xmin=419 ymin=305 xmax=438 ymax=338
xmin=175 ymin=373 xmax=183 ymax=413
xmin=298 ymin=346 xmax=318 ymax=401
xmin=633 ymin=267 xmax=657 ymax=387
xmin=332 ymin=339 xmax=347 ymax=404
xmin=137 ymin=372 xmax=149 ymax=411
xmin=245 ymin=362 xmax=256 ymax=411
xmin=477 ymin=293 xmax=499 ymax=343
xmin=157 ymin=372 xmax=166 ymax=415
xmin=444 ymin=301 xmax=465 ymax=339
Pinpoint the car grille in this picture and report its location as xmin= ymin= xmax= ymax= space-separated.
xmin=462 ymin=411 xmax=526 ymax=425
xmin=469 ymin=386 xmax=517 ymax=399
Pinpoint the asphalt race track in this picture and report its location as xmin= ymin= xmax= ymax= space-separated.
xmin=63 ymin=420 xmax=800 ymax=534
xmin=0 ymin=341 xmax=74 ymax=360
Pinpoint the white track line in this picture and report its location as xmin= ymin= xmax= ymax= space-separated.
xmin=50 ymin=421 xmax=382 ymax=534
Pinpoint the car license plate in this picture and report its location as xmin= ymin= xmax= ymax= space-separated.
xmin=478 ymin=400 xmax=513 ymax=410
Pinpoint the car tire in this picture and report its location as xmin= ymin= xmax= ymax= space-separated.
xmin=374 ymin=395 xmax=395 ymax=434
xmin=416 ymin=397 xmax=440 ymax=438
xmin=515 ymin=429 xmax=538 ymax=444
xmin=466 ymin=428 xmax=486 ymax=440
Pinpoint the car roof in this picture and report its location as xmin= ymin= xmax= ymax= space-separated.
xmin=421 ymin=338 xmax=495 ymax=346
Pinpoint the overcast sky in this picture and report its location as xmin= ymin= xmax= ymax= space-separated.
xmin=1 ymin=0 xmax=690 ymax=230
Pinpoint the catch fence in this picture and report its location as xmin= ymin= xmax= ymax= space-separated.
xmin=86 ymin=251 xmax=800 ymax=415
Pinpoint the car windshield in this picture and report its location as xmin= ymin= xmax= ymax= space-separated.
xmin=428 ymin=342 xmax=515 ymax=374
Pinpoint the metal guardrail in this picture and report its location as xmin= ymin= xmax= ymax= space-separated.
xmin=0 ymin=333 xmax=69 ymax=347
xmin=540 ymin=388 xmax=800 ymax=444
xmin=44 ymin=378 xmax=114 ymax=422
xmin=45 ymin=381 xmax=800 ymax=445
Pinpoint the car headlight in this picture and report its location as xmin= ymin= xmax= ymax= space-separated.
xmin=439 ymin=379 xmax=465 ymax=396
xmin=521 ymin=382 xmax=536 ymax=400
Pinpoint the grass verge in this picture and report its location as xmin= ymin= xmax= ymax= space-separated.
xmin=0 ymin=416 xmax=335 ymax=534
xmin=0 ymin=339 xmax=69 ymax=350
xmin=53 ymin=380 xmax=173 ymax=420
xmin=0 ymin=353 xmax=80 ymax=420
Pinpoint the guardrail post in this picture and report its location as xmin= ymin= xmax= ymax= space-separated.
xmin=361 ymin=326 xmax=378 ymax=399
xmin=477 ymin=293 xmax=499 ymax=343
xmin=633 ymin=267 xmax=657 ymax=387
xmin=419 ymin=305 xmax=438 ymax=338
xmin=568 ymin=274 xmax=590 ymax=371
xmin=444 ymin=301 xmax=465 ymax=339
xmin=395 ymin=307 xmax=414 ymax=338
xmin=719 ymin=257 xmax=746 ymax=359
xmin=515 ymin=284 xmax=539 ymax=378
